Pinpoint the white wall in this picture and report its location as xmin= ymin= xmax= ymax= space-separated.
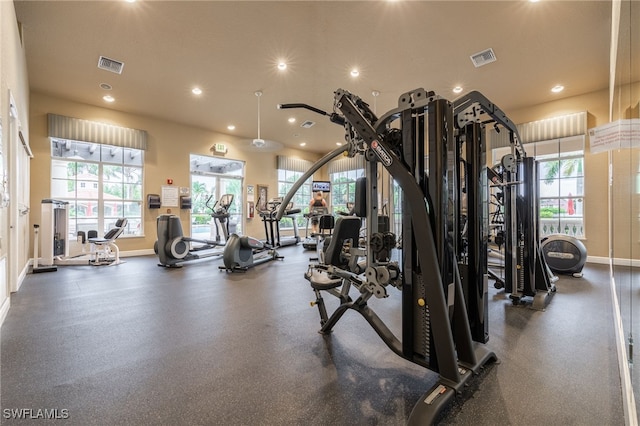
xmin=0 ymin=1 xmax=32 ymax=325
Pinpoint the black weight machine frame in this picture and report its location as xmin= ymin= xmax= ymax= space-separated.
xmin=455 ymin=93 xmax=555 ymax=309
xmin=279 ymin=89 xmax=508 ymax=423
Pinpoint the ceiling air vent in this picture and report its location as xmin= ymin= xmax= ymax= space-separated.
xmin=470 ymin=48 xmax=496 ymax=68
xmin=97 ymin=56 xmax=124 ymax=74
xmin=300 ymin=120 xmax=315 ymax=128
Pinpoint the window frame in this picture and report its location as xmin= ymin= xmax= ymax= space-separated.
xmin=277 ymin=168 xmax=311 ymax=229
xmin=50 ymin=139 xmax=144 ymax=238
xmin=492 ymin=135 xmax=585 ymax=239
xmin=189 ymin=154 xmax=245 ymax=239
xmin=329 ymin=169 xmax=364 ymax=214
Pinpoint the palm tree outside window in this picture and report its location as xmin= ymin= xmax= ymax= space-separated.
xmin=493 ymin=135 xmax=585 ymax=238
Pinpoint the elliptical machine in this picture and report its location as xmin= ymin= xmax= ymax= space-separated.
xmin=219 ymin=234 xmax=283 ymax=272
xmin=155 ymin=194 xmax=234 ymax=267
xmin=209 ymin=194 xmax=234 ymax=243
xmin=541 ymin=234 xmax=587 ymax=277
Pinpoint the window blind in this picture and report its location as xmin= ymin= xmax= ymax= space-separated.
xmin=48 ymin=113 xmax=148 ymax=150
xmin=276 ymin=155 xmax=313 ymax=172
xmin=489 ymin=112 xmax=587 ymax=149
xmin=327 ymin=155 xmax=365 ymax=174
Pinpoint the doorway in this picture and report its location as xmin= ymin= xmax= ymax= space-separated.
xmin=189 ymin=154 xmax=244 ymax=240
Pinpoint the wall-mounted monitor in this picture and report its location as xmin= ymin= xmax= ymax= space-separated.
xmin=312 ymin=181 xmax=331 ymax=192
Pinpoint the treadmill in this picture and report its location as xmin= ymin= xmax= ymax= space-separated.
xmin=302 ymin=206 xmax=329 ymax=250
xmin=260 ymin=197 xmax=301 ymax=247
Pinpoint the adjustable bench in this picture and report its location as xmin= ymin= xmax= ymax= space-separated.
xmin=88 ymin=218 xmax=128 ymax=265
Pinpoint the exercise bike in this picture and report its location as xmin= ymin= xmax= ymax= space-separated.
xmin=219 ymin=233 xmax=283 ymax=272
xmin=155 ymin=194 xmax=234 ymax=267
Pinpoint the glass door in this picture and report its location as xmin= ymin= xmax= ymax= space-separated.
xmin=190 ymin=154 xmax=244 ymax=240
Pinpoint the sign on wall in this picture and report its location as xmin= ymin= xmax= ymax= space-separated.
xmin=161 ymin=185 xmax=179 ymax=207
xmin=589 ymin=118 xmax=640 ymax=154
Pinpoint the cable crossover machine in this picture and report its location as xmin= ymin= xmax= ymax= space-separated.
xmin=277 ymin=87 xmax=555 ymax=423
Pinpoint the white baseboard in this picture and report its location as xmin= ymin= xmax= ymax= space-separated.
xmin=0 ymin=296 xmax=10 ymax=328
xmin=588 ymin=256 xmax=640 ymax=267
xmin=587 ymin=256 xmax=610 ymax=265
xmin=120 ymin=249 xmax=155 ymax=257
xmin=15 ymin=261 xmax=30 ymax=292
xmin=27 ymin=249 xmax=156 ymax=268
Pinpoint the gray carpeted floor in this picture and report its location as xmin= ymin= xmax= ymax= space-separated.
xmin=0 ymin=247 xmax=625 ymax=425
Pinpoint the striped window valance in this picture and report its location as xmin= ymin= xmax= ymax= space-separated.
xmin=327 ymin=155 xmax=365 ymax=174
xmin=276 ymin=155 xmax=313 ymax=173
xmin=489 ymin=112 xmax=587 ymax=149
xmin=48 ymin=114 xmax=148 ymax=150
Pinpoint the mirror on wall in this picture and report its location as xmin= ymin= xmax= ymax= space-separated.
xmin=610 ymin=0 xmax=640 ymax=419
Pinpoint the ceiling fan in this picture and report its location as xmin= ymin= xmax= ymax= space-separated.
xmin=253 ymin=90 xmax=265 ymax=148
xmin=238 ymin=90 xmax=282 ymax=152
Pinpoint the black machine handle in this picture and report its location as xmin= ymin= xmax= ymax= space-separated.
xmin=275 ymin=100 xmax=354 ymax=221
xmin=277 ymin=103 xmax=346 ymax=126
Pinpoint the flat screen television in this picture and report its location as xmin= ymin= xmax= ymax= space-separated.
xmin=312 ymin=181 xmax=331 ymax=192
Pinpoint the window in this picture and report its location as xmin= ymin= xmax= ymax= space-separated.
xmin=51 ymin=139 xmax=143 ymax=237
xmin=277 ymin=168 xmax=311 ymax=228
xmin=330 ymin=169 xmax=364 ymax=213
xmin=492 ymin=135 xmax=585 ymax=238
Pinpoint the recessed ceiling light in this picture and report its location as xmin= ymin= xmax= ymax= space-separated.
xmin=350 ymin=69 xmax=360 ymax=77
xmin=299 ymin=142 xmax=306 ymax=147
xmin=227 ymin=125 xmax=236 ymax=131
xmin=277 ymin=62 xmax=287 ymax=71
xmin=99 ymin=83 xmax=112 ymax=90
xmin=288 ymin=117 xmax=296 ymax=123
xmin=453 ymin=86 xmax=463 ymax=94
xmin=103 ymin=95 xmax=115 ymax=103
xmin=551 ymin=85 xmax=564 ymax=93
xmin=529 ymin=0 xmax=540 ymax=3
xmin=336 ymin=142 xmax=342 ymax=146
xmin=192 ymin=87 xmax=202 ymax=95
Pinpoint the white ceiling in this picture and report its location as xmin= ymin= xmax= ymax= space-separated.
xmin=14 ymin=1 xmax=613 ymax=154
